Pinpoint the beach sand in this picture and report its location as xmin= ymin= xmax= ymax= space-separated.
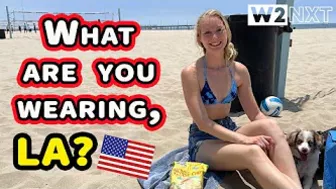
xmin=0 ymin=28 xmax=335 ymax=189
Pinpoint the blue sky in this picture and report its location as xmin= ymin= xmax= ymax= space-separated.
xmin=0 ymin=0 xmax=335 ymax=26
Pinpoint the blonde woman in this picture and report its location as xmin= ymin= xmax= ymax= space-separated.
xmin=181 ymin=9 xmax=302 ymax=189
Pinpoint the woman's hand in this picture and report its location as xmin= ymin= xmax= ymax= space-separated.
xmin=241 ymin=135 xmax=274 ymax=152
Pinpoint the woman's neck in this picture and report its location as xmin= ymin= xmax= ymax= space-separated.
xmin=204 ymin=52 xmax=227 ymax=69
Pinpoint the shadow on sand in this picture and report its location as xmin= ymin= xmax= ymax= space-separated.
xmin=230 ymin=88 xmax=335 ymax=117
xmin=283 ymin=87 xmax=335 ymax=113
xmin=282 ymin=94 xmax=311 ymax=112
xmin=228 ymin=95 xmax=311 ymax=118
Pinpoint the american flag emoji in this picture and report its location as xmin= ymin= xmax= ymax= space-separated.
xmin=97 ymin=134 xmax=155 ymax=180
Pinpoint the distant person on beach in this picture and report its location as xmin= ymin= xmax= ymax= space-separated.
xmin=18 ymin=26 xmax=22 ymax=33
xmin=33 ymin=23 xmax=37 ymax=33
xmin=181 ymin=9 xmax=302 ymax=189
xmin=27 ymin=24 xmax=31 ymax=32
xmin=23 ymin=23 xmax=27 ymax=33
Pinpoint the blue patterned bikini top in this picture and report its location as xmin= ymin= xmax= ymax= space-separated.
xmin=201 ymin=58 xmax=238 ymax=105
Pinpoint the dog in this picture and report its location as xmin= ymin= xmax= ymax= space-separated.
xmin=286 ymin=129 xmax=324 ymax=189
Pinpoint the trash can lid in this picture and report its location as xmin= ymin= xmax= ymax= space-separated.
xmin=227 ymin=14 xmax=248 ymax=22
xmin=228 ymin=14 xmax=271 ymax=23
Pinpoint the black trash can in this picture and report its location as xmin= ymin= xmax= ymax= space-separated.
xmin=0 ymin=29 xmax=6 ymax=39
xmin=227 ymin=14 xmax=279 ymax=113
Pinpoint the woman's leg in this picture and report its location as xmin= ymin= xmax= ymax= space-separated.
xmin=196 ymin=140 xmax=301 ymax=189
xmin=235 ymin=119 xmax=302 ymax=188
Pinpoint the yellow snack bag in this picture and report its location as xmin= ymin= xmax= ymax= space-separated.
xmin=170 ymin=162 xmax=208 ymax=189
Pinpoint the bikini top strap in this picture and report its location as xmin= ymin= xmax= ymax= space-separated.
xmin=228 ymin=66 xmax=235 ymax=78
xmin=228 ymin=66 xmax=237 ymax=87
xmin=203 ymin=57 xmax=208 ymax=81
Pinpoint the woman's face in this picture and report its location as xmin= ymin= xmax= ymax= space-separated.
xmin=198 ymin=15 xmax=227 ymax=54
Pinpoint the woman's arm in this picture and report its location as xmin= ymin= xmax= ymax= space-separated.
xmin=235 ymin=62 xmax=267 ymax=121
xmin=181 ymin=63 xmax=248 ymax=143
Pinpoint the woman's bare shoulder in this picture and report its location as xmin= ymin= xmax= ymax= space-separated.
xmin=230 ymin=61 xmax=250 ymax=86
xmin=181 ymin=58 xmax=203 ymax=80
xmin=231 ymin=61 xmax=248 ymax=74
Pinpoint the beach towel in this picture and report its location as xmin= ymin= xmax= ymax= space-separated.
xmin=137 ymin=146 xmax=228 ymax=189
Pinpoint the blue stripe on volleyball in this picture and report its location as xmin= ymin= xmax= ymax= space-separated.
xmin=261 ymin=100 xmax=269 ymax=112
xmin=270 ymin=107 xmax=281 ymax=116
xmin=270 ymin=109 xmax=278 ymax=116
xmin=270 ymin=97 xmax=282 ymax=104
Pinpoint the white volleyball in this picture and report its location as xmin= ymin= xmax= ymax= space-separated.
xmin=260 ymin=96 xmax=283 ymax=117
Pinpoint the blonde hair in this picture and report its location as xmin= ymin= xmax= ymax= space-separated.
xmin=195 ymin=9 xmax=238 ymax=65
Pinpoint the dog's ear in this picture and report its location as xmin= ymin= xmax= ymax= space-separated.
xmin=286 ymin=129 xmax=301 ymax=146
xmin=313 ymin=130 xmax=324 ymax=149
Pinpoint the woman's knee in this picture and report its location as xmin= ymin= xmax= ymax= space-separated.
xmin=259 ymin=119 xmax=286 ymax=141
xmin=244 ymin=145 xmax=269 ymax=168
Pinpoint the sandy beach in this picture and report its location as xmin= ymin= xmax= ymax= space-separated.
xmin=0 ymin=28 xmax=335 ymax=189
